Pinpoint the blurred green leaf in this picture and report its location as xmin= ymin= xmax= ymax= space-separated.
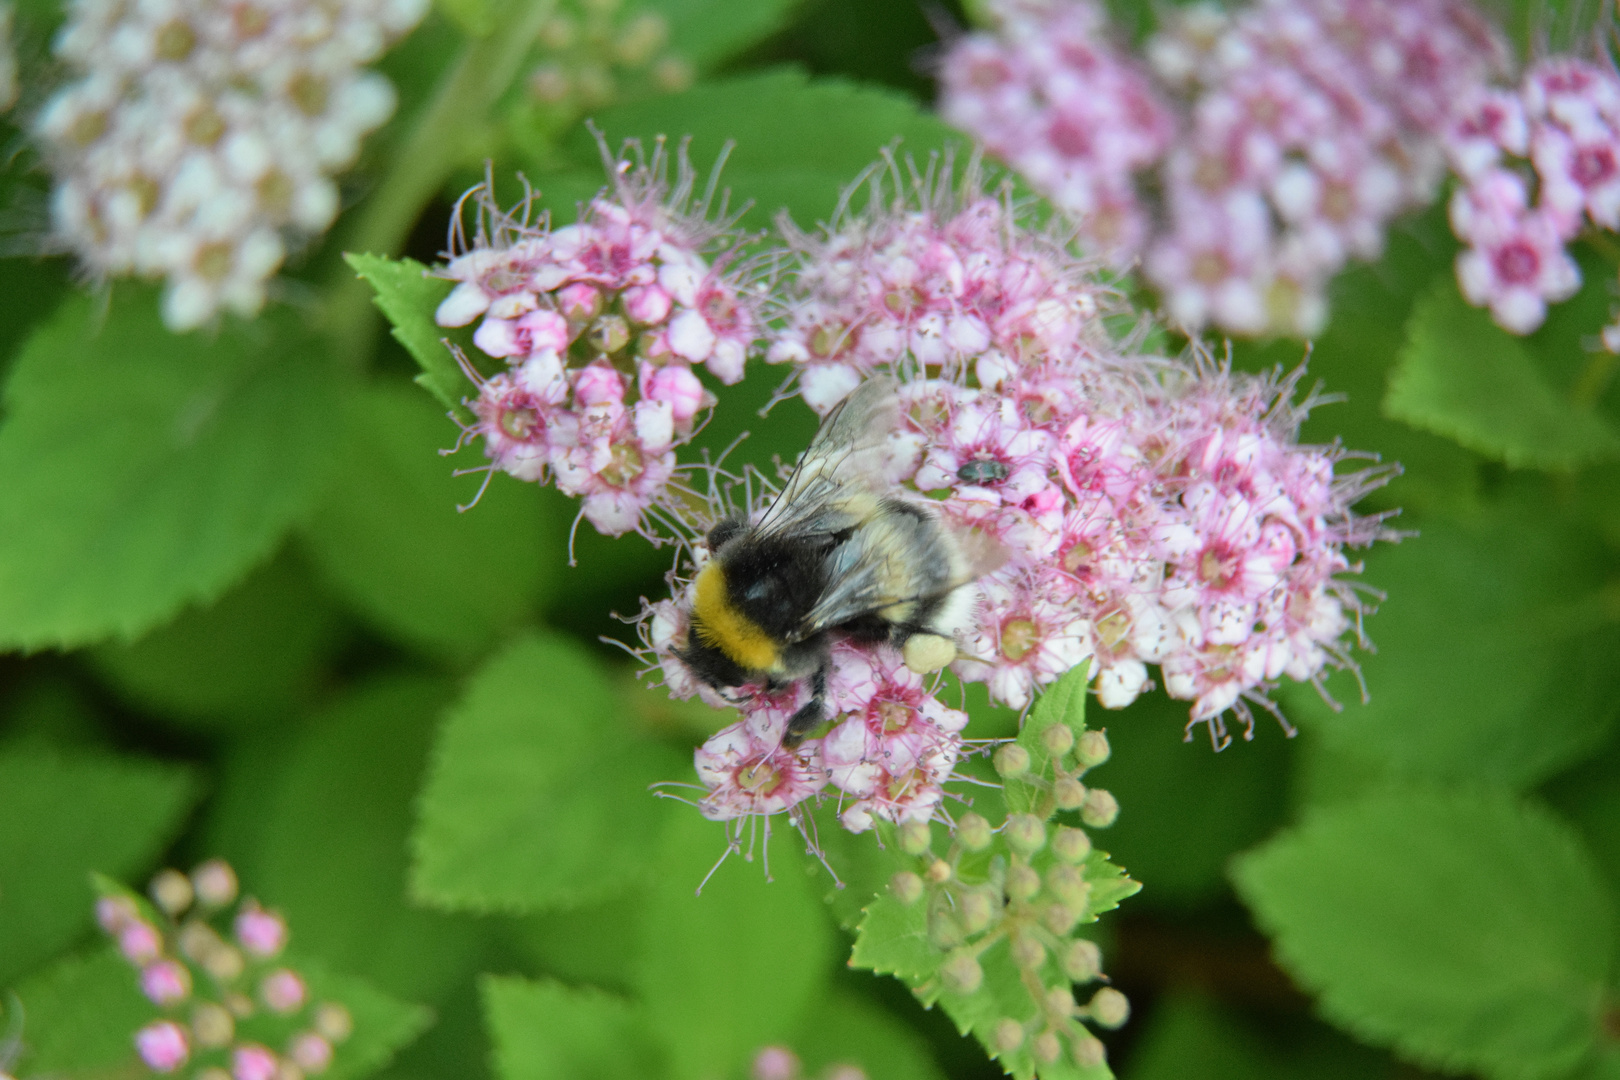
xmin=88 ymin=551 xmax=345 ymax=730
xmin=11 ymin=949 xmax=150 ymax=1074
xmin=481 ymin=975 xmax=661 ymax=1080
xmin=549 ymin=68 xmax=957 ymax=230
xmin=1124 ymin=992 xmax=1389 ymax=1080
xmin=301 ymin=963 xmax=436 ymax=1080
xmin=651 ymin=0 xmax=802 ymax=72
xmin=505 ymin=893 xmax=645 ymax=994
xmin=411 ymin=632 xmax=681 ymax=912
xmin=346 ymin=255 xmax=474 ymax=416
xmin=301 ymin=380 xmax=559 ymax=663
xmin=1233 ymin=786 xmax=1614 ymax=1080
xmin=634 ymin=809 xmax=834 ymax=1080
xmin=435 ymin=0 xmax=493 ymax=36
xmin=0 ymin=290 xmax=344 ymax=650
xmin=789 ymin=988 xmax=949 ymax=1080
xmin=1290 ymin=499 xmax=1620 ymax=788
xmin=0 ymin=749 xmax=197 ymax=986
xmin=1385 ymin=278 xmax=1620 ymax=470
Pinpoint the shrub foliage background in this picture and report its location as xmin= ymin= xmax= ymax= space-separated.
xmin=2 ymin=0 xmax=1619 ymax=1079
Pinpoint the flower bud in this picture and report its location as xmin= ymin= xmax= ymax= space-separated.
xmin=1089 ymin=986 xmax=1130 ymax=1028
xmin=226 ymin=992 xmax=255 ymax=1018
xmin=1009 ymin=934 xmax=1045 ymax=971
xmin=313 ymin=1004 xmax=353 ymax=1043
xmin=1006 ymin=864 xmax=1041 ymax=902
xmin=261 ymin=969 xmax=307 ymax=1014
xmin=1043 ymin=985 xmax=1075 ymax=1019
xmin=958 ymin=889 xmax=996 ymax=934
xmin=956 ymin=812 xmax=992 ymax=852
xmin=1041 ymin=724 xmax=1074 ymax=757
xmin=991 ymin=1018 xmax=1025 ymax=1054
xmin=235 ymin=905 xmax=286 ymax=958
xmin=924 ymin=858 xmax=952 ymax=885
xmin=889 ymin=871 xmax=925 ymax=905
xmin=197 ymin=1068 xmax=233 ymax=1080
xmin=119 ymin=920 xmax=163 ymax=964
xmin=941 ymin=950 xmax=983 ymax=994
xmin=192 ymin=860 xmax=238 ymax=909
xmin=205 ymin=943 xmax=245 ymax=982
xmin=1046 ymin=864 xmax=1090 ymax=909
xmin=1062 ymin=939 xmax=1102 ymax=982
xmin=289 ymin=1033 xmax=333 ymax=1075
xmin=1072 ymin=1032 xmax=1107 ymax=1067
xmin=1076 ymin=730 xmax=1110 ymax=767
xmin=142 ymin=959 xmax=192 ymax=1005
xmin=97 ymin=895 xmax=138 ymax=934
xmin=1043 ymin=900 xmax=1080 ymax=935
xmin=751 ymin=1046 xmax=798 ymax=1080
xmin=136 ymin=1021 xmax=190 ymax=1072
xmin=1032 ymin=1031 xmax=1061 ymax=1064
xmin=1053 ymin=777 xmax=1086 ymax=810
xmin=993 ymin=744 xmax=1030 ymax=778
xmin=1051 ymin=826 xmax=1092 ymax=864
xmin=929 ymin=908 xmax=964 ymax=949
xmin=233 ymin=1044 xmax=278 ymax=1080
xmin=192 ymin=1002 xmax=235 ymax=1048
xmin=1004 ymin=814 xmax=1046 ymax=855
xmin=1081 ymin=789 xmax=1119 ymax=829
xmin=149 ymin=869 xmax=193 ymax=917
xmin=557 ymin=283 xmax=602 ymax=321
xmin=898 ymin=820 xmax=932 ymax=856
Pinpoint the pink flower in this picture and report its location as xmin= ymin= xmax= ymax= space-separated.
xmin=97 ymin=895 xmax=138 ymax=934
xmin=1455 ymin=206 xmax=1581 ymax=334
xmin=694 ymin=712 xmax=830 ymax=821
xmin=955 ymin=573 xmax=1095 ymax=709
xmin=234 ymin=905 xmax=286 ymax=958
xmin=1532 ymin=122 xmax=1620 ymax=233
xmin=141 ymin=960 xmax=192 ymax=1006
xmin=135 ymin=1021 xmax=189 ymax=1073
xmin=232 ymin=1045 xmax=278 ymax=1080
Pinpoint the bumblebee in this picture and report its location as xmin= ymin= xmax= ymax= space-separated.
xmin=676 ymin=378 xmax=998 ymax=747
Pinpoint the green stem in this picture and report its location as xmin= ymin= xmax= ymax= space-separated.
xmin=322 ymin=0 xmax=558 ymax=366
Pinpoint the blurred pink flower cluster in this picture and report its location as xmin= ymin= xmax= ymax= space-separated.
xmin=99 ymin=861 xmax=353 ymax=1080
xmin=437 ymin=144 xmax=761 ymax=537
xmin=638 ymin=164 xmax=1391 ymax=836
xmin=939 ymin=0 xmax=1513 ymax=335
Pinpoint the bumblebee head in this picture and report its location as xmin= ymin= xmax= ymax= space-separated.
xmin=689 ymin=561 xmax=781 ymax=676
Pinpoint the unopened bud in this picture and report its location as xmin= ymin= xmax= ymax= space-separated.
xmin=1046 ymin=864 xmax=1090 ymax=909
xmin=192 ymin=860 xmax=238 ymax=909
xmin=929 ymin=908 xmax=964 ymax=949
xmin=197 ymin=1068 xmax=232 ymax=1080
xmin=313 ymin=1004 xmax=353 ymax=1043
xmin=232 ymin=1043 xmax=278 ymax=1080
xmin=1006 ymin=864 xmax=1041 ymax=902
xmin=1063 ymin=939 xmax=1102 ymax=982
xmin=261 ymin=969 xmax=307 ymax=1014
xmin=925 ymin=858 xmax=952 ymax=884
xmin=225 ymin=992 xmax=255 ymax=1018
xmin=1053 ymin=777 xmax=1086 ymax=810
xmin=1089 ymin=986 xmax=1130 ymax=1028
xmin=97 ymin=895 xmax=138 ymax=934
xmin=205 ymin=944 xmax=245 ymax=982
xmin=899 ymin=820 xmax=932 ymax=855
xmin=192 ymin=1002 xmax=235 ymax=1048
xmin=992 ymin=1018 xmax=1025 ymax=1054
xmin=956 ymin=812 xmax=992 ymax=852
xmin=141 ymin=960 xmax=192 ymax=1005
xmin=1043 ymin=900 xmax=1080 ymax=935
xmin=289 ymin=1033 xmax=333 ymax=1075
xmin=941 ymin=950 xmax=983 ymax=994
xmin=1052 ymin=826 xmax=1092 ymax=864
xmin=1005 ymin=814 xmax=1046 ymax=855
xmin=890 ymin=871 xmax=924 ymax=905
xmin=1072 ymin=1032 xmax=1107 ymax=1067
xmin=958 ymin=889 xmax=995 ymax=934
xmin=235 ymin=904 xmax=287 ymax=958
xmin=652 ymin=55 xmax=693 ymax=92
xmin=136 ymin=1021 xmax=190 ymax=1073
xmin=1032 ymin=1031 xmax=1061 ymax=1064
xmin=119 ymin=920 xmax=163 ymax=964
xmin=589 ymin=314 xmax=631 ymax=354
xmin=1081 ymin=789 xmax=1119 ymax=828
xmin=751 ymin=1047 xmax=798 ymax=1080
xmin=1010 ymin=934 xmax=1045 ymax=971
xmin=150 ymin=869 xmax=193 ymax=917
xmin=994 ymin=744 xmax=1030 ymax=778
xmin=1043 ymin=985 xmax=1075 ymax=1019
xmin=1076 ymin=730 xmax=1110 ymax=767
xmin=1041 ymin=724 xmax=1074 ymax=757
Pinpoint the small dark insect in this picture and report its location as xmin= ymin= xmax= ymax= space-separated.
xmin=956 ymin=458 xmax=1010 ymax=485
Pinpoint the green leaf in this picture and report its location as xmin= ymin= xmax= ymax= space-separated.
xmin=345 ymin=254 xmax=474 ymax=415
xmin=1287 ymin=497 xmax=1620 ymax=788
xmin=435 ymin=0 xmax=493 ymax=36
xmin=207 ymin=675 xmax=489 ymax=1002
xmin=0 ymin=289 xmax=344 ymax=649
xmin=1385 ymin=277 xmax=1620 ymax=470
xmin=789 ymin=989 xmax=949 ymax=1080
xmin=10 ymin=949 xmax=151 ymax=1074
xmin=1005 ymin=662 xmax=1089 ymax=815
xmin=634 ymin=809 xmax=835 ymax=1080
xmin=1233 ymin=787 xmax=1615 ymax=1080
xmin=651 ymin=0 xmax=802 ymax=72
xmin=551 ymin=68 xmax=958 ymax=230
xmin=481 ymin=975 xmax=661 ymax=1080
xmin=300 ymin=380 xmax=559 ymax=663
xmin=0 ymin=749 xmax=197 ymax=986
xmin=87 ymin=551 xmax=345 ymax=730
xmin=301 ymin=964 xmax=435 ymax=1080
xmin=411 ymin=632 xmax=681 ymax=912
xmin=1124 ymin=992 xmax=1389 ymax=1080
xmin=848 ymin=882 xmax=936 ymax=980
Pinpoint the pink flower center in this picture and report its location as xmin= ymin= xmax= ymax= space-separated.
xmin=1191 ymin=250 xmax=1231 ymax=285
xmin=1095 ymin=609 xmax=1131 ymax=651
xmin=1048 ymin=117 xmax=1093 ymax=158
xmin=1062 ymin=539 xmax=1093 ymax=574
xmin=600 ymin=442 xmax=645 ymax=487
xmin=1198 ymin=545 xmax=1239 ymax=589
xmin=498 ymin=405 xmax=540 ymax=440
xmin=875 ymin=699 xmax=914 ymax=733
xmin=1572 ymin=145 xmax=1617 ymax=188
xmin=999 ymin=618 xmax=1040 ymax=661
xmin=738 ymin=760 xmax=785 ymax=796
xmin=1492 ymin=240 xmax=1541 ymax=285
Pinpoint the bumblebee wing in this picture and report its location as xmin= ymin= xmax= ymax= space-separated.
xmin=753 ymin=377 xmax=899 ymax=539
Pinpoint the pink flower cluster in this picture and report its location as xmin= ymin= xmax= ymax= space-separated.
xmin=1443 ymin=59 xmax=1620 ymax=333
xmin=437 ymin=144 xmax=760 ymax=537
xmin=98 ymin=861 xmax=353 ymax=1080
xmin=939 ymin=0 xmax=1511 ymax=335
xmin=640 ymin=166 xmax=1390 ymax=837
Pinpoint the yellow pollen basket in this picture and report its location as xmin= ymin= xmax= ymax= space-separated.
xmin=692 ymin=563 xmax=780 ymax=673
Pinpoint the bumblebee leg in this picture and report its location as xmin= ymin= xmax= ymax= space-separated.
xmin=783 ymin=662 xmax=829 ymax=748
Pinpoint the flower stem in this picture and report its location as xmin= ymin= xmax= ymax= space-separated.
xmin=321 ymin=0 xmax=558 ymax=366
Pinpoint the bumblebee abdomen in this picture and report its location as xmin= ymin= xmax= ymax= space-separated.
xmin=692 ymin=562 xmax=781 ymax=674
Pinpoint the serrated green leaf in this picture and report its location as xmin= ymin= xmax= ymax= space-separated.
xmin=10 ymin=948 xmax=151 ymax=1074
xmin=1385 ymin=277 xmax=1620 ymax=470
xmin=300 ymin=381 xmax=559 ymax=663
xmin=0 ymin=290 xmax=344 ymax=650
xmin=651 ymin=0 xmax=801 ymax=72
xmin=849 ymin=887 xmax=937 ymax=980
xmin=302 ymin=964 xmax=435 ymax=1080
xmin=1289 ymin=498 xmax=1620 ymax=789
xmin=0 ymin=749 xmax=197 ymax=986
xmin=88 ymin=552 xmax=345 ymax=730
xmin=345 ymin=254 xmax=474 ymax=415
xmin=1233 ymin=787 xmax=1614 ymax=1080
xmin=1005 ymin=662 xmax=1089 ymax=815
xmin=411 ymin=632 xmax=681 ymax=912
xmin=550 ymin=68 xmax=957 ymax=230
xmin=635 ymin=809 xmax=834 ymax=1080
xmin=481 ymin=975 xmax=660 ymax=1080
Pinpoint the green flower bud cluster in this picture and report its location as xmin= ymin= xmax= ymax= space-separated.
xmin=887 ymin=713 xmax=1126 ymax=1073
xmin=522 ymin=0 xmax=693 ymax=122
